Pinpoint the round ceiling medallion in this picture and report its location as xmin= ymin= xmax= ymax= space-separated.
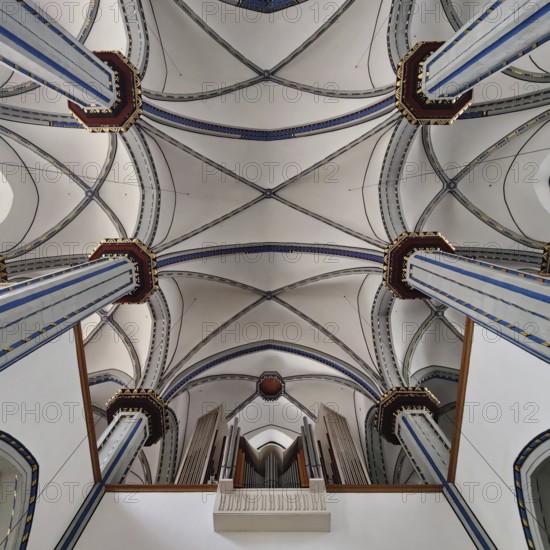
xmin=257 ymin=372 xmax=284 ymax=401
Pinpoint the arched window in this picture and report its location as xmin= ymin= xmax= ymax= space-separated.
xmin=515 ymin=431 xmax=550 ymax=550
xmin=0 ymin=432 xmax=39 ymax=550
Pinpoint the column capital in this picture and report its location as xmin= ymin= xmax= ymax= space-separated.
xmin=0 ymin=256 xmax=7 ymax=283
xmin=68 ymin=51 xmax=142 ymax=133
xmin=396 ymin=42 xmax=472 ymax=125
xmin=542 ymin=243 xmax=550 ymax=275
xmin=376 ymin=387 xmax=440 ymax=444
xmin=89 ymin=238 xmax=158 ymax=304
xmin=106 ymin=388 xmax=168 ymax=446
xmin=383 ymin=231 xmax=455 ymax=299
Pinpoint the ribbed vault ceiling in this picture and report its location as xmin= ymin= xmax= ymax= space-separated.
xmin=1 ymin=0 xmax=549 ymax=484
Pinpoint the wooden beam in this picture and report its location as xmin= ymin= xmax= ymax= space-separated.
xmin=326 ymin=484 xmax=443 ymax=493
xmin=105 ymin=484 xmax=217 ymax=493
xmin=74 ymin=323 xmax=102 ymax=484
xmin=447 ymin=317 xmax=474 ymax=483
xmin=297 ymin=449 xmax=309 ymax=488
xmin=233 ymin=450 xmax=245 ymax=489
xmin=105 ymin=483 xmax=443 ymax=494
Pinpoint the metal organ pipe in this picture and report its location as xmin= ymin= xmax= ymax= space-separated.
xmin=179 ymin=408 xmax=219 ymax=484
xmin=307 ymin=421 xmax=322 ymax=479
xmin=220 ymin=424 xmax=233 ymax=479
xmin=303 ymin=417 xmax=320 ymax=478
xmin=224 ymin=419 xmax=238 ymax=479
xmin=322 ymin=408 xmax=367 ymax=485
xmin=301 ymin=426 xmax=311 ymax=477
xmin=230 ymin=427 xmax=241 ymax=479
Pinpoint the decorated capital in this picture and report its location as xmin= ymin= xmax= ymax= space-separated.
xmin=396 ymin=42 xmax=473 ymax=125
xmin=88 ymin=238 xmax=158 ymax=304
xmin=376 ymin=387 xmax=440 ymax=444
xmin=383 ymin=231 xmax=455 ymax=299
xmin=106 ymin=388 xmax=169 ymax=446
xmin=69 ymin=51 xmax=142 ymax=133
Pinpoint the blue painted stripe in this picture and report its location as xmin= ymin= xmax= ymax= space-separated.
xmin=1 ymin=270 xmax=131 ymax=332
xmin=0 ymin=281 xmax=131 ymax=372
xmin=427 ymin=0 xmax=503 ymax=67
xmin=59 ymin=418 xmax=144 ymax=549
xmin=234 ymin=0 xmax=302 ymax=12
xmin=459 ymin=110 xmax=485 ymax=119
xmin=424 ymin=252 xmax=550 ymax=284
xmin=17 ymin=0 xmax=113 ymax=81
xmin=416 ymin=373 xmax=459 ymax=384
xmin=57 ymin=483 xmax=104 ymax=550
xmin=89 ymin=375 xmax=126 ymax=386
xmin=0 ymin=260 xmax=106 ymax=297
xmin=415 ymin=253 xmax=550 ymax=304
xmin=0 ymin=280 xmax=129 ymax=346
xmin=50 ymin=120 xmax=84 ymax=128
xmin=144 ymin=97 xmax=394 ymax=141
xmin=102 ymin=417 xmax=144 ymax=481
xmin=514 ymin=431 xmax=550 ymax=549
xmin=411 ymin=262 xmax=550 ymax=322
xmin=0 ymin=22 xmax=112 ymax=104
xmin=401 ymin=416 xmax=491 ymax=549
xmin=0 ymin=56 xmax=85 ymax=105
xmin=0 ymin=260 xmax=129 ymax=314
xmin=158 ymin=245 xmax=383 ymax=268
xmin=0 ymin=432 xmax=39 ymax=550
xmin=409 ymin=272 xmax=550 ymax=363
xmin=435 ymin=30 xmax=550 ymax=96
xmin=163 ymin=343 xmax=381 ymax=400
xmin=426 ymin=3 xmax=550 ymax=94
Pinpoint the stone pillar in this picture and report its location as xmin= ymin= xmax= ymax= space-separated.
xmin=422 ymin=0 xmax=550 ymax=100
xmin=97 ymin=411 xmax=149 ymax=484
xmin=0 ymin=238 xmax=157 ymax=371
xmin=101 ymin=388 xmax=169 ymax=483
xmin=55 ymin=389 xmax=168 ymax=550
xmin=394 ymin=409 xmax=449 ymax=485
xmin=384 ymin=232 xmax=550 ymax=363
xmin=375 ymin=388 xmax=443 ymax=484
xmin=376 ymin=387 xmax=496 ymax=549
xmin=0 ymin=0 xmax=116 ymax=108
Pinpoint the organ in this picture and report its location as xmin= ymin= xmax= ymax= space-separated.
xmin=176 ymin=403 xmax=368 ymax=488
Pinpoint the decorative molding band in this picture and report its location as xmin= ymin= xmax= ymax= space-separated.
xmin=68 ymin=51 xmax=142 ymax=132
xmin=0 ymin=431 xmax=39 ymax=549
xmin=376 ymin=387 xmax=440 ymax=444
xmin=396 ymin=42 xmax=473 ymax=125
xmin=541 ymin=243 xmax=550 ymax=274
xmin=383 ymin=231 xmax=455 ymax=299
xmin=514 ymin=429 xmax=550 ymax=550
xmin=218 ymin=0 xmax=310 ymax=13
xmin=0 ymin=255 xmax=7 ymax=283
xmin=106 ymin=388 xmax=169 ymax=446
xmin=88 ymin=238 xmax=158 ymax=304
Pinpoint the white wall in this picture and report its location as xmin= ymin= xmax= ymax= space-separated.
xmin=0 ymin=330 xmax=94 ymax=550
xmin=76 ymin=491 xmax=474 ymax=549
xmin=455 ymin=324 xmax=550 ymax=550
